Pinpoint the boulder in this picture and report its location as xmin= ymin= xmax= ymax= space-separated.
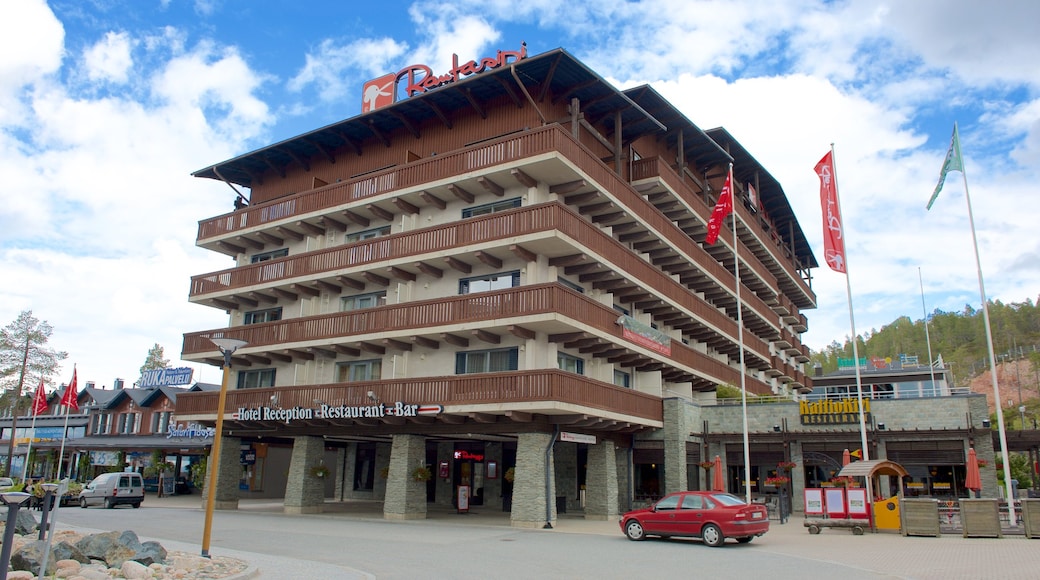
xmin=14 ymin=509 xmax=38 ymax=535
xmin=120 ymin=559 xmax=152 ymax=579
xmin=10 ymin=539 xmax=89 ymax=576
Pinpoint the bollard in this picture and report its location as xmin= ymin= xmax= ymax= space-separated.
xmin=0 ymin=492 xmax=33 ymax=580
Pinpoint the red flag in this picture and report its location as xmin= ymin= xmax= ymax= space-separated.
xmin=815 ymin=151 xmax=846 ymax=273
xmin=705 ymin=168 xmax=733 ymax=245
xmin=31 ymin=380 xmax=48 ymax=416
xmin=60 ymin=366 xmax=79 ymax=411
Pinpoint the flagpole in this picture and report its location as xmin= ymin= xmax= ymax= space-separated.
xmin=24 ymin=411 xmax=38 ymax=483
xmin=727 ymin=163 xmax=752 ymax=505
xmin=952 ymin=127 xmax=1016 ymax=524
xmin=918 ymin=267 xmax=938 ymax=394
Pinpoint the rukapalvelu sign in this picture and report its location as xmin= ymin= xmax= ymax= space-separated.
xmin=139 ymin=367 xmax=195 ymax=388
xmin=799 ymin=398 xmax=871 ymax=425
xmin=233 ymin=402 xmax=443 ymax=424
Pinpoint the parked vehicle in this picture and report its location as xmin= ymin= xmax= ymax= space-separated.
xmin=78 ymin=472 xmax=144 ymax=509
xmin=0 ymin=477 xmax=14 ymax=492
xmin=619 ymin=491 xmax=769 ymax=546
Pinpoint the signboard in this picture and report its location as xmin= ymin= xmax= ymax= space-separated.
xmin=804 ymin=488 xmax=825 ymax=516
xmin=846 ymin=487 xmax=869 ymax=520
xmin=560 ymin=432 xmax=596 ymax=445
xmin=825 ymin=488 xmax=848 ymax=519
xmin=167 ymin=423 xmax=214 ymax=440
xmin=234 ymin=402 xmax=442 ymax=423
xmin=139 ymin=367 xmax=195 ymax=388
xmin=616 ymin=315 xmax=672 ymax=355
xmin=799 ymin=398 xmax=871 ymax=425
xmin=457 ymin=485 xmax=470 ymax=514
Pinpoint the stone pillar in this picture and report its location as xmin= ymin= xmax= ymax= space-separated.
xmin=790 ymin=440 xmax=805 ymax=512
xmin=434 ymin=442 xmax=453 ymax=507
xmin=374 ymin=442 xmax=391 ymax=500
xmin=285 ymin=436 xmax=326 ymax=514
xmin=616 ymin=445 xmax=631 ymax=513
xmin=511 ymin=432 xmax=555 ymax=528
xmin=554 ymin=442 xmax=577 ymax=513
xmin=662 ymin=399 xmax=688 ymax=495
xmin=202 ymin=435 xmax=241 ymax=510
xmin=585 ymin=439 xmax=619 ymax=520
xmin=383 ymin=434 xmax=427 ymax=520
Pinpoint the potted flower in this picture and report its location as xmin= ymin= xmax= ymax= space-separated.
xmin=977 ymin=459 xmax=989 ymax=468
xmin=764 ymin=476 xmax=790 ymax=487
xmin=411 ymin=465 xmax=432 ymax=482
xmin=504 ymin=467 xmax=515 ymax=483
xmin=777 ymin=461 xmax=797 ymax=471
xmin=698 ymin=461 xmax=715 ymax=470
xmin=829 ymin=475 xmax=858 ymax=488
xmin=309 ymin=464 xmax=331 ymax=479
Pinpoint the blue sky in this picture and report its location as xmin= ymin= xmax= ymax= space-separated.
xmin=3 ymin=0 xmax=1039 ymax=389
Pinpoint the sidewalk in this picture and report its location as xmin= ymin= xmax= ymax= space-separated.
xmin=145 ymin=493 xmax=1040 ymax=580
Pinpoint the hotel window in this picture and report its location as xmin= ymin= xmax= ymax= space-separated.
xmin=244 ymin=307 xmax=282 ymax=325
xmin=557 ymin=353 xmax=585 ymax=375
xmin=613 ymin=304 xmax=630 ymax=316
xmin=557 ymin=277 xmax=584 ymax=293
xmin=614 ymin=370 xmax=631 ymax=388
xmin=250 ymin=248 xmax=288 ymax=263
xmin=455 ymin=347 xmax=519 ymax=374
xmin=151 ymin=411 xmax=173 ymax=434
xmin=237 ymin=369 xmax=276 ymax=389
xmin=92 ymin=413 xmax=111 ymax=435
xmin=345 ymin=226 xmax=391 ymax=243
xmin=341 ymin=291 xmax=387 ymax=311
xmin=117 ymin=413 xmax=139 ymax=434
xmin=459 ymin=271 xmax=520 ymax=295
xmin=462 ymin=197 xmax=521 ymax=218
xmin=336 ymin=359 xmax=382 ymax=382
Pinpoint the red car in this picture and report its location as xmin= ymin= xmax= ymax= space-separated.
xmin=619 ymin=491 xmax=769 ymax=546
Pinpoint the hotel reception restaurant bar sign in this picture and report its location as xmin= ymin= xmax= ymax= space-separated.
xmin=799 ymin=399 xmax=871 ymax=425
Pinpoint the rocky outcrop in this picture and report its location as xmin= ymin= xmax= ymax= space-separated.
xmin=8 ymin=529 xmax=166 ymax=575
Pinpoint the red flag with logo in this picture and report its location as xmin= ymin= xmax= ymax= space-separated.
xmin=815 ymin=151 xmax=847 ymax=273
xmin=31 ymin=380 xmax=48 ymax=416
xmin=60 ymin=366 xmax=79 ymax=411
xmin=705 ymin=168 xmax=733 ymax=245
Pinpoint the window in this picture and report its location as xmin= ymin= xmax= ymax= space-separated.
xmin=151 ymin=411 xmax=172 ymax=434
xmin=244 ymin=307 xmax=282 ymax=325
xmin=250 ymin=248 xmax=288 ymax=263
xmin=613 ymin=304 xmax=630 ymax=317
xmin=92 ymin=413 xmax=111 ymax=435
xmin=655 ymin=495 xmax=680 ymax=511
xmin=557 ymin=353 xmax=585 ymax=375
xmin=614 ymin=370 xmax=631 ymax=388
xmin=117 ymin=413 xmax=139 ymax=434
xmin=336 ymin=360 xmax=382 ymax=382
xmin=459 ymin=271 xmax=520 ymax=294
xmin=557 ymin=278 xmax=584 ymax=293
xmin=456 ymin=347 xmax=519 ymax=374
xmin=237 ymin=369 xmax=276 ymax=389
xmin=462 ymin=197 xmax=521 ymax=218
xmin=341 ymin=291 xmax=386 ymax=311
xmin=346 ymin=226 xmax=391 ymax=243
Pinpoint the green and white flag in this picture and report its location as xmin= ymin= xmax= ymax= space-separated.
xmin=926 ymin=123 xmax=963 ymax=210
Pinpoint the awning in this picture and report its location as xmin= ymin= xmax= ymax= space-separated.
xmin=836 ymin=459 xmax=909 ymax=479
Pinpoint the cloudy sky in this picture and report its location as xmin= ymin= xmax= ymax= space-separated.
xmin=3 ymin=0 xmax=1038 ymax=391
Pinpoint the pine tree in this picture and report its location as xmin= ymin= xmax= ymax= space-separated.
xmin=140 ymin=343 xmax=171 ymax=375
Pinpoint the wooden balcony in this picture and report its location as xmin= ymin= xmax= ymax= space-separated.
xmin=183 ymin=283 xmax=775 ymax=394
xmin=174 ymin=370 xmax=664 ymax=434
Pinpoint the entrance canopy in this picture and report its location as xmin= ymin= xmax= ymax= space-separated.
xmin=836 ymin=459 xmax=909 ymax=479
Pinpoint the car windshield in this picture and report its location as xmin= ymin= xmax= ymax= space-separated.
xmin=709 ymin=493 xmax=747 ymax=506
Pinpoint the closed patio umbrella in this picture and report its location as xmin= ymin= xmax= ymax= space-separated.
xmin=965 ymin=447 xmax=982 ymax=497
xmin=842 ymin=448 xmax=851 ymax=466
xmin=712 ymin=455 xmax=725 ymax=492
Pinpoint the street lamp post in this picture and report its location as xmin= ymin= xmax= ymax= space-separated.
xmin=0 ymin=491 xmax=32 ymax=580
xmin=201 ymin=337 xmax=248 ymax=559
xmin=37 ymin=483 xmax=58 ymax=540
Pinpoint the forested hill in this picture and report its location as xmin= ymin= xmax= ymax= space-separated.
xmin=808 ymin=297 xmax=1040 ymax=389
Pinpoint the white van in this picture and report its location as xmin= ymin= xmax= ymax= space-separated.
xmin=78 ymin=472 xmax=144 ymax=509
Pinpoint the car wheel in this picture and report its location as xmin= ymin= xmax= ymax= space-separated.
xmin=701 ymin=523 xmax=724 ymax=547
xmin=132 ymin=502 xmax=141 ymax=509
xmin=624 ymin=519 xmax=646 ymax=541
xmin=105 ymin=498 xmax=114 ymax=509
xmin=80 ymin=498 xmax=88 ymax=509
xmin=736 ymin=537 xmax=753 ymax=544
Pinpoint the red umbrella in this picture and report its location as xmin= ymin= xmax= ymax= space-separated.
xmin=842 ymin=448 xmax=851 ymax=467
xmin=712 ymin=455 xmax=725 ymax=492
xmin=965 ymin=447 xmax=982 ymax=494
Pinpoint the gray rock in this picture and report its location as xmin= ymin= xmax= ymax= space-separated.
xmin=10 ymin=540 xmax=89 ymax=575
xmin=14 ymin=510 xmax=38 ymax=535
xmin=136 ymin=540 xmax=167 ymax=567
xmin=74 ymin=531 xmax=122 ymax=561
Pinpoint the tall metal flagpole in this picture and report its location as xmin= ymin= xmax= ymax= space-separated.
xmin=954 ymin=137 xmax=1017 ymax=524
xmin=918 ymin=267 xmax=938 ymax=393
xmin=23 ymin=381 xmax=42 ymax=483
xmin=728 ymin=163 xmax=752 ymax=505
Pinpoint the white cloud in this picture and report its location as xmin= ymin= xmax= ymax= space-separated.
xmin=288 ymin=37 xmax=409 ymax=103
xmin=0 ymin=0 xmax=64 ymax=125
xmin=83 ymin=31 xmax=133 ymax=84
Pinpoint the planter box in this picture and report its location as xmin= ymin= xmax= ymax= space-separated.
xmin=1021 ymin=499 xmax=1040 ymax=539
xmin=960 ymin=499 xmax=1002 ymax=538
xmin=900 ymin=499 xmax=940 ymax=537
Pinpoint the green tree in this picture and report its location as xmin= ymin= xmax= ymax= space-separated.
xmin=140 ymin=343 xmax=171 ymax=376
xmin=0 ymin=310 xmax=68 ymax=476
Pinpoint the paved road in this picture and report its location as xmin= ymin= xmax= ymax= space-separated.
xmin=47 ymin=494 xmax=1040 ymax=579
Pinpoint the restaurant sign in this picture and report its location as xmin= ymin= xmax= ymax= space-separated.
xmin=617 ymin=315 xmax=671 ymax=355
xmin=799 ymin=398 xmax=871 ymax=425
xmin=362 ymin=43 xmax=528 ymax=112
xmin=233 ymin=402 xmax=443 ymax=423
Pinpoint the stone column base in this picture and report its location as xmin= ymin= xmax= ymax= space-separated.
xmin=284 ymin=505 xmax=323 ymax=514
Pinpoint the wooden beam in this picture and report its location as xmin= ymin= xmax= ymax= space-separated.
xmin=549 ymin=254 xmax=587 ymax=267
xmin=272 ymin=288 xmax=298 ymax=301
xmin=415 ymin=261 xmax=443 ymax=278
xmin=473 ymin=329 xmax=500 ymax=344
xmin=387 ymin=266 xmax=416 ymax=282
xmin=550 ymin=179 xmax=587 ymax=194
xmin=418 ymin=190 xmax=446 ymax=210
xmin=256 ymin=231 xmax=284 ymax=246
xmin=362 ymin=271 xmax=389 ymax=286
xmin=442 ymin=333 xmax=469 ymax=347
xmin=290 ymin=283 xmax=320 ymax=298
xmin=276 ymin=227 xmax=304 ymax=242
xmin=268 ymin=352 xmax=293 ymax=363
xmin=511 ymin=168 xmax=537 ymax=188
xmin=319 ymin=215 xmax=347 ymax=232
xmin=233 ymin=295 xmax=259 ymax=308
xmin=211 ymin=298 xmax=237 ymax=311
xmin=412 ymin=336 xmax=439 ymax=349
xmin=445 ymin=257 xmax=472 ymax=274
xmin=357 ymin=342 xmax=386 ymax=355
xmin=250 ymin=291 xmax=278 ymax=304
xmin=440 ymin=414 xmax=466 ymax=425
xmin=509 ymin=244 xmax=537 ymax=263
xmin=382 ymin=338 xmax=412 ymax=352
xmin=309 ymin=347 xmax=337 ymax=358
xmin=468 ymin=412 xmax=496 ymax=424
xmin=316 ymin=280 xmax=342 ymax=294
xmin=447 ymin=184 xmax=474 ymax=203
xmin=343 ymin=210 xmax=370 ymax=227
xmin=477 ymin=176 xmax=504 ymax=196
xmin=337 ymin=276 xmax=365 ymax=291
xmin=474 ymin=251 xmax=501 ymax=268
xmin=565 ymin=191 xmax=601 ymax=204
xmin=295 ymin=221 xmax=325 ymax=236
xmin=507 ymin=325 xmax=535 ymax=340
xmin=217 ymin=241 xmax=245 ymax=255
xmin=392 ymin=197 xmax=419 ymax=215
xmin=243 ymin=355 xmax=271 ymax=365
xmin=366 ymin=204 xmax=394 ymax=221
xmin=235 ymin=236 xmax=264 ymax=250
xmin=548 ymin=332 xmax=589 ymax=343
xmin=287 ymin=349 xmax=315 ymax=361
xmin=332 ymin=344 xmax=361 ymax=357
xmin=505 ymin=411 xmax=533 ymax=422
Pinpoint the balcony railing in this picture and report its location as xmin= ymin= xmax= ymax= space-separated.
xmin=175 ymin=369 xmax=664 ymax=424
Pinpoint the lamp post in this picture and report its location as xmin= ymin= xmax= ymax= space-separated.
xmin=37 ymin=483 xmax=58 ymax=540
xmin=0 ymin=491 xmax=32 ymax=580
xmin=201 ymin=337 xmax=247 ymax=559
